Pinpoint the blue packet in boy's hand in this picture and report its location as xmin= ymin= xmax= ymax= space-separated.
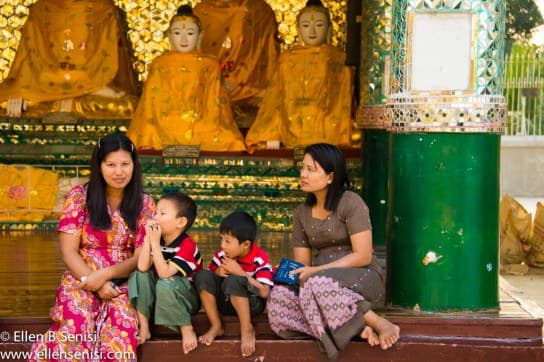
xmin=273 ymin=258 xmax=305 ymax=285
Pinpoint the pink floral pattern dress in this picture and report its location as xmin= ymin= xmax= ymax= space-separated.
xmin=30 ymin=184 xmax=155 ymax=362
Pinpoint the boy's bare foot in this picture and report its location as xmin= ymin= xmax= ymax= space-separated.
xmin=360 ymin=325 xmax=379 ymax=347
xmin=198 ymin=325 xmax=224 ymax=346
xmin=374 ymin=317 xmax=400 ymax=350
xmin=180 ymin=326 xmax=198 ymax=354
xmin=240 ymin=326 xmax=256 ymax=358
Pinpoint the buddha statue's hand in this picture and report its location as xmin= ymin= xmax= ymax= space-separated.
xmin=266 ymin=140 xmax=281 ymax=149
xmin=92 ymin=87 xmax=126 ymax=99
xmin=6 ymin=98 xmax=27 ymax=117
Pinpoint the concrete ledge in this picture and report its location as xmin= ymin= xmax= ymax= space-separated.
xmin=500 ymin=136 xmax=544 ymax=197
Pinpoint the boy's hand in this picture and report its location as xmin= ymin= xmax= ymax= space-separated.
xmin=221 ymin=257 xmax=245 ymax=277
xmin=146 ymin=222 xmax=162 ymax=247
xmin=216 ymin=266 xmax=230 ymax=278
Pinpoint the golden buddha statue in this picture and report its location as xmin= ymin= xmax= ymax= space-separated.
xmin=0 ymin=0 xmax=138 ymax=119
xmin=126 ymin=5 xmax=246 ymax=152
xmin=245 ymin=0 xmax=359 ymax=151
xmin=193 ymin=0 xmax=279 ymax=126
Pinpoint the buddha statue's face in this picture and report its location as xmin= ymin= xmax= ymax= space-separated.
xmin=169 ymin=20 xmax=200 ymax=53
xmin=297 ymin=9 xmax=329 ymax=46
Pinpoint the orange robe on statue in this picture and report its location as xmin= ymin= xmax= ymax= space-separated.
xmin=245 ymin=44 xmax=355 ymax=151
xmin=126 ymin=51 xmax=246 ymax=152
xmin=0 ymin=0 xmax=138 ymax=118
xmin=193 ymin=0 xmax=279 ymax=104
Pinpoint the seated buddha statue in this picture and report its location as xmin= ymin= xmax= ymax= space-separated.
xmin=0 ymin=0 xmax=138 ymax=119
xmin=193 ymin=0 xmax=279 ymax=127
xmin=126 ymin=5 xmax=246 ymax=152
xmin=245 ymin=0 xmax=359 ymax=151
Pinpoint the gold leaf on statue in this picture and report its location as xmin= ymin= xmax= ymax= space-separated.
xmin=1 ymin=5 xmax=14 ymax=17
xmin=14 ymin=4 xmax=27 ymax=16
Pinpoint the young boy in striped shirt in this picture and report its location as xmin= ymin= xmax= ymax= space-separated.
xmin=194 ymin=211 xmax=274 ymax=358
xmin=129 ymin=192 xmax=202 ymax=354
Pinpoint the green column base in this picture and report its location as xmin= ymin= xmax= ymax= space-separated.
xmin=361 ymin=129 xmax=389 ymax=247
xmin=387 ymin=133 xmax=499 ymax=312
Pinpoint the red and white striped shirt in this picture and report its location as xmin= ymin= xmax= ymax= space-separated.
xmin=209 ymin=243 xmax=274 ymax=286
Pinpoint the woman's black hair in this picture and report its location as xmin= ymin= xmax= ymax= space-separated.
xmin=303 ymin=143 xmax=350 ymax=211
xmin=87 ymin=133 xmax=143 ymax=232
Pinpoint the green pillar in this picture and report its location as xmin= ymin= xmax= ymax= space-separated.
xmin=383 ymin=0 xmax=506 ymax=311
xmin=386 ymin=133 xmax=499 ymax=311
xmin=361 ymin=129 xmax=389 ymax=246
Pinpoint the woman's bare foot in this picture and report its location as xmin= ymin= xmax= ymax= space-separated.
xmin=363 ymin=310 xmax=400 ymax=350
xmin=180 ymin=326 xmax=198 ymax=354
xmin=374 ymin=317 xmax=400 ymax=350
xmin=198 ymin=324 xmax=224 ymax=346
xmin=136 ymin=335 xmax=145 ymax=346
xmin=240 ymin=326 xmax=256 ymax=358
xmin=360 ymin=326 xmax=379 ymax=347
xmin=136 ymin=312 xmax=151 ymax=346
xmin=136 ymin=328 xmax=151 ymax=346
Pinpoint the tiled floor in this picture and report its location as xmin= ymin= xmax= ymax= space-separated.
xmin=502 ymin=269 xmax=544 ymax=318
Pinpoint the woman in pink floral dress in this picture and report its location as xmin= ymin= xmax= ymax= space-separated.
xmin=30 ymin=133 xmax=155 ymax=362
